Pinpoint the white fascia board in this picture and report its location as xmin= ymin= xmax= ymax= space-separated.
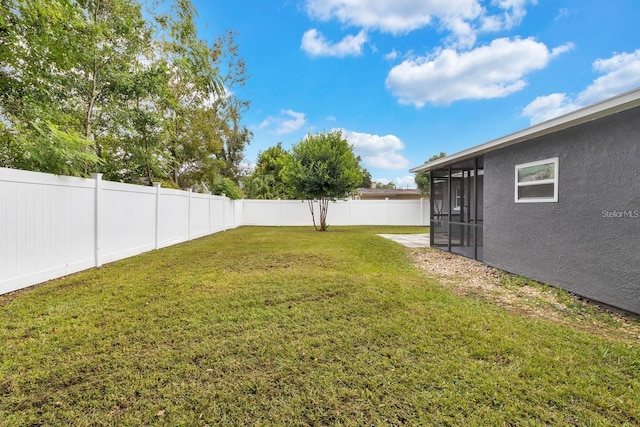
xmin=410 ymin=87 xmax=640 ymax=173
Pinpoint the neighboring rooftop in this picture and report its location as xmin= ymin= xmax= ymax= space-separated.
xmin=356 ymin=188 xmax=424 ymax=200
xmin=410 ymin=87 xmax=640 ymax=173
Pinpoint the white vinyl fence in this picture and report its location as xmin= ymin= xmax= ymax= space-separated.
xmin=241 ymin=199 xmax=429 ymax=227
xmin=1 ymin=167 xmax=428 ymax=295
xmin=0 ymin=168 xmax=238 ymax=295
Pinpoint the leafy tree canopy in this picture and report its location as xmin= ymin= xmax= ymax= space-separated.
xmin=415 ymin=152 xmax=446 ymax=197
xmin=242 ymin=142 xmax=291 ymax=199
xmin=0 ymin=0 xmax=251 ymax=191
xmin=283 ymin=130 xmax=363 ymax=231
xmin=359 ymin=167 xmax=372 ymax=188
xmin=375 ymin=182 xmax=396 ymax=189
xmin=255 ymin=142 xmax=290 ymax=178
xmin=210 ymin=176 xmax=243 ymax=200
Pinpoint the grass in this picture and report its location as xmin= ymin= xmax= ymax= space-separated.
xmin=1 ymin=226 xmax=638 ymax=426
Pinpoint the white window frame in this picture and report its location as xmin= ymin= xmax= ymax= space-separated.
xmin=453 ymin=186 xmax=461 ymax=211
xmin=514 ymin=157 xmax=558 ymax=203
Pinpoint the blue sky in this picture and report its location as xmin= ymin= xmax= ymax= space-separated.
xmin=191 ymin=0 xmax=640 ymax=187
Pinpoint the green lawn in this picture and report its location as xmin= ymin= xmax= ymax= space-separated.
xmin=1 ymin=226 xmax=638 ymax=426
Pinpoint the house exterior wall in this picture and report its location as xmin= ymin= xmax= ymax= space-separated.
xmin=483 ymin=106 xmax=640 ymax=314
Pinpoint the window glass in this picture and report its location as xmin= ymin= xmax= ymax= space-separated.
xmin=515 ymin=157 xmax=558 ymax=203
xmin=517 ymin=163 xmax=555 ymax=182
xmin=518 ymin=183 xmax=555 ymax=199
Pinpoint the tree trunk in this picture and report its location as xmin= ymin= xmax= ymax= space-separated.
xmin=308 ymin=200 xmax=318 ymax=231
xmin=319 ymin=197 xmax=329 ymax=231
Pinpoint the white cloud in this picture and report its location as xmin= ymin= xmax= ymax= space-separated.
xmin=304 ymin=0 xmax=536 ymax=48
xmin=301 ymin=28 xmax=368 ymax=57
xmin=488 ymin=0 xmax=534 ymax=30
xmin=373 ymin=177 xmax=391 ymax=185
xmin=339 ymin=129 xmax=410 ymax=170
xmin=550 ymin=43 xmax=574 ymax=57
xmin=554 ymin=7 xmax=572 ymax=20
xmin=395 ymin=175 xmax=418 ymax=189
xmin=522 ymin=49 xmax=640 ymax=124
xmin=259 ymin=110 xmax=307 ymax=135
xmin=442 ymin=15 xmax=477 ymax=49
xmin=579 ymin=50 xmax=640 ymax=104
xmin=305 ymin=0 xmax=480 ymax=35
xmin=386 ymin=37 xmax=572 ymax=107
xmin=384 ymin=49 xmax=399 ymax=61
xmin=372 ymin=176 xmax=417 ymax=189
xmin=520 ymin=93 xmax=580 ymax=124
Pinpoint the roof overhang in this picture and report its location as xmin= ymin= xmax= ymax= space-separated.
xmin=410 ymin=87 xmax=640 ymax=173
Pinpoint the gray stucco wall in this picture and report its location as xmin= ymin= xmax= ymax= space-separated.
xmin=484 ymin=106 xmax=640 ymax=314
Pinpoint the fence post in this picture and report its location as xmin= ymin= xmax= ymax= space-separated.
xmin=228 ymin=193 xmax=236 ymax=228
xmin=91 ymin=173 xmax=103 ymax=267
xmin=187 ymin=188 xmax=192 ymax=241
xmin=154 ymin=183 xmax=161 ymax=249
xmin=207 ymin=191 xmax=212 ymax=235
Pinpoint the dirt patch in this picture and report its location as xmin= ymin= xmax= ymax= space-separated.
xmin=410 ymin=248 xmax=640 ymax=344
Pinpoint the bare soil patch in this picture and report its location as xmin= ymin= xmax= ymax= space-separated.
xmin=410 ymin=248 xmax=640 ymax=344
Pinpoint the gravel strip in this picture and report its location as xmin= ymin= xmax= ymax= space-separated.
xmin=409 ymin=247 xmax=640 ymax=343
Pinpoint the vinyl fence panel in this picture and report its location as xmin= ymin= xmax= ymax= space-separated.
xmin=1 ymin=167 xmax=427 ymax=295
xmin=0 ymin=168 xmax=239 ymax=294
xmin=100 ymin=179 xmax=157 ymax=265
xmin=0 ymin=169 xmax=95 ymax=294
xmin=343 ymin=200 xmax=382 ymax=225
xmin=387 ymin=200 xmax=427 ymax=225
xmin=209 ymin=196 xmax=227 ymax=232
xmin=241 ymin=198 xmax=429 ymax=227
xmin=157 ymin=188 xmax=191 ymax=248
xmin=190 ymin=192 xmax=211 ymax=240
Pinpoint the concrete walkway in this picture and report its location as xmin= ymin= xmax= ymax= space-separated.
xmin=377 ymin=234 xmax=430 ymax=248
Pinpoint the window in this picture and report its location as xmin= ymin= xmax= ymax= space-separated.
xmin=515 ymin=157 xmax=558 ymax=203
xmin=453 ymin=186 xmax=461 ymax=210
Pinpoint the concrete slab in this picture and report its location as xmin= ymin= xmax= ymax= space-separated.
xmin=377 ymin=234 xmax=430 ymax=248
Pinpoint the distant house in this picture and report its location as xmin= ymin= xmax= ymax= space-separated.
xmin=355 ymin=187 xmax=424 ymax=200
xmin=410 ymin=88 xmax=640 ymax=315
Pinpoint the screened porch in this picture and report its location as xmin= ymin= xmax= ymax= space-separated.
xmin=430 ymin=156 xmax=484 ymax=261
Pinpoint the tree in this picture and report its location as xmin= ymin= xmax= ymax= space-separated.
xmin=0 ymin=0 xmax=252 ymax=188
xmin=214 ymin=96 xmax=252 ymax=183
xmin=0 ymin=0 xmax=166 ymax=178
xmin=360 ymin=167 xmax=372 ymax=188
xmin=153 ymin=0 xmax=225 ymax=186
xmin=242 ymin=174 xmax=278 ymax=199
xmin=376 ymin=182 xmax=396 ymax=189
xmin=212 ymin=31 xmax=252 ymax=184
xmin=156 ymin=26 xmax=249 ymax=189
xmin=209 ymin=176 xmax=243 ymax=199
xmin=415 ymin=152 xmax=446 ymax=197
xmin=242 ymin=142 xmax=291 ymax=199
xmin=283 ymin=131 xmax=363 ymax=231
xmin=0 ymin=0 xmax=113 ymax=175
xmin=354 ymin=155 xmax=371 ymax=188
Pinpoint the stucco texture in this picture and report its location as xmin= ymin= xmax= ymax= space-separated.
xmin=483 ymin=106 xmax=640 ymax=314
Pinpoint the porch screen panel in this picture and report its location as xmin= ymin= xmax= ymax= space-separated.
xmin=431 ymin=171 xmax=449 ymax=248
xmin=428 ymin=156 xmax=484 ymax=261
